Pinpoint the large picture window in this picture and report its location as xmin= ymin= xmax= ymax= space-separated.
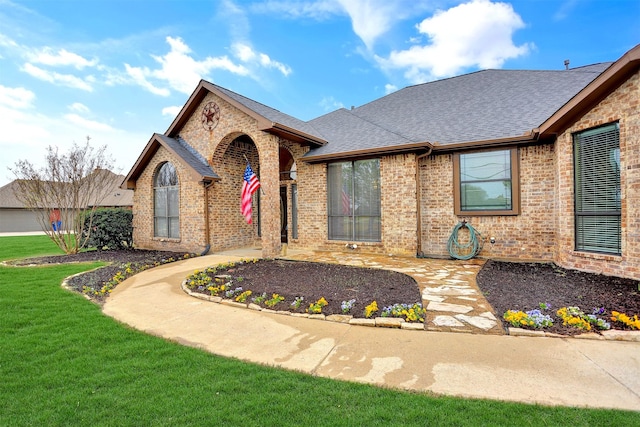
xmin=328 ymin=159 xmax=381 ymax=241
xmin=574 ymin=123 xmax=621 ymax=255
xmin=154 ymin=162 xmax=179 ymax=238
xmin=454 ymin=148 xmax=519 ymax=215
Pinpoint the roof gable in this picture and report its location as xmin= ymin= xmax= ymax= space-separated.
xmin=123 ymin=134 xmax=219 ymax=189
xmin=165 ymin=80 xmax=327 ymax=146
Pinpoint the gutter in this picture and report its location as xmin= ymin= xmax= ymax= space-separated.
xmin=266 ymin=122 xmax=328 ymax=146
xmin=303 ymin=142 xmax=434 ymax=163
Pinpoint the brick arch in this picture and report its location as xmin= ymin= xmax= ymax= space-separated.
xmin=279 ymin=145 xmax=295 ymax=180
xmin=207 ymin=131 xmax=262 ymax=252
xmin=212 ymin=131 xmax=261 ymax=168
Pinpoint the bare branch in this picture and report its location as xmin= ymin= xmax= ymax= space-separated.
xmin=10 ymin=137 xmax=116 ymax=254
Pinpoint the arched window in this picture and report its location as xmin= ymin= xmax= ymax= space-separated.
xmin=154 ymin=162 xmax=179 ymax=238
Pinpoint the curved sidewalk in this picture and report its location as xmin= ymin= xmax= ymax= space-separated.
xmin=102 ymin=252 xmax=640 ymax=411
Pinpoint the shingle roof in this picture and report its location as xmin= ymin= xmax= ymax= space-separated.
xmin=211 ymin=83 xmax=326 ymax=141
xmin=155 ymin=134 xmax=220 ymax=181
xmin=308 ymin=108 xmax=417 ymax=154
xmin=0 ymin=170 xmax=133 ymax=209
xmin=304 ymin=63 xmax=611 ymax=159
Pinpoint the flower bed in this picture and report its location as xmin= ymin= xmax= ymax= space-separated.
xmin=184 ymin=259 xmax=425 ymax=322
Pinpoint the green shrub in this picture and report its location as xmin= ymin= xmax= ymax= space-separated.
xmin=83 ymin=208 xmax=133 ymax=250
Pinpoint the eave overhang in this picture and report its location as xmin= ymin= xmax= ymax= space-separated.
xmin=121 ymin=133 xmax=220 ymax=190
xmin=302 ymin=142 xmax=434 ymax=163
xmin=429 ymin=131 xmax=541 ymax=153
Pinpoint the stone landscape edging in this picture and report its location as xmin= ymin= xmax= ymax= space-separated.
xmin=180 ymin=280 xmax=425 ymax=331
xmin=507 ymin=326 xmax=640 ymax=342
xmin=181 ymin=280 xmax=640 ymax=340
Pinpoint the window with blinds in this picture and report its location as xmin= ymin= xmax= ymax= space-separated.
xmin=573 ymin=122 xmax=621 ymax=254
xmin=327 ymin=159 xmax=381 ymax=241
xmin=453 ymin=148 xmax=520 ymax=215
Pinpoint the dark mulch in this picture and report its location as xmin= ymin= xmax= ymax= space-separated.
xmin=15 ymin=250 xmax=640 ymax=334
xmin=190 ymin=259 xmax=421 ymax=317
xmin=477 ymin=260 xmax=640 ymax=335
xmin=12 ymin=249 xmax=196 ymax=304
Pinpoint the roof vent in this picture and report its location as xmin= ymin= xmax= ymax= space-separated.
xmin=564 ymin=59 xmax=570 ymax=70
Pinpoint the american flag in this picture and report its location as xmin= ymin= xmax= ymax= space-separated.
xmin=241 ymin=164 xmax=261 ymax=224
xmin=342 ymin=186 xmax=351 ymax=215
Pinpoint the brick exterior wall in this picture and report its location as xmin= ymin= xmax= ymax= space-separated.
xmin=134 ymin=92 xmax=282 ymax=257
xmin=132 ymin=147 xmax=206 ymax=253
xmin=290 ymin=153 xmax=418 ymax=255
xmin=554 ymin=69 xmax=640 ymax=279
xmin=419 ymin=143 xmax=557 ymax=261
xmin=132 ymin=68 xmax=639 ymax=279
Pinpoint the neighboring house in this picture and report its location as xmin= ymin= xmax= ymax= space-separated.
xmin=123 ymin=44 xmax=640 ymax=280
xmin=0 ymin=170 xmax=133 ymax=233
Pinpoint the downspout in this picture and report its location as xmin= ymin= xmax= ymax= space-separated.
xmin=201 ymin=180 xmax=214 ymax=256
xmin=415 ymin=146 xmax=433 ymax=257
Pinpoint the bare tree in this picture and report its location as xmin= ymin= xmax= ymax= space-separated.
xmin=10 ymin=137 xmax=117 ymax=254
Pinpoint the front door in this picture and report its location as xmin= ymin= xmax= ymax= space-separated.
xmin=280 ymin=187 xmax=288 ymax=243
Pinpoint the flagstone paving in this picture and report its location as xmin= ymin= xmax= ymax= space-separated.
xmin=281 ymin=250 xmax=503 ymax=335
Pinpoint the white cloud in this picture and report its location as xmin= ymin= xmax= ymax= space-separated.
xmin=131 ymin=36 xmax=250 ymax=95
xmin=63 ymin=113 xmax=115 ymax=132
xmin=124 ymin=64 xmax=171 ymax=96
xmin=0 ymin=104 xmax=150 ymax=184
xmin=319 ymin=95 xmax=345 ymax=111
xmin=249 ymin=0 xmax=341 ymax=19
xmin=68 ymin=102 xmax=90 ymax=114
xmin=232 ymin=43 xmax=292 ymax=76
xmin=384 ymin=84 xmax=398 ymax=94
xmin=26 ymin=47 xmax=98 ymax=69
xmin=162 ymin=105 xmax=181 ymax=117
xmin=0 ymin=85 xmax=36 ymax=109
xmin=378 ymin=0 xmax=531 ymax=83
xmin=335 ymin=0 xmax=399 ymax=50
xmin=21 ymin=62 xmax=95 ymax=91
xmin=554 ymin=0 xmax=579 ymax=21
xmin=251 ymin=1 xmax=429 ymax=50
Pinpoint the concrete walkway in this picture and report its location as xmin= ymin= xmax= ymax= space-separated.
xmin=102 ymin=252 xmax=640 ymax=411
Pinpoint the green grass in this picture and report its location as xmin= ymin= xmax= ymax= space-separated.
xmin=1 ymin=236 xmax=638 ymax=426
xmin=0 ymin=234 xmax=63 ymax=262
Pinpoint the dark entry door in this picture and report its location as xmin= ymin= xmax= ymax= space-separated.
xmin=280 ymin=187 xmax=288 ymax=243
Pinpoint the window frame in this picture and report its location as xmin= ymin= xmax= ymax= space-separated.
xmin=153 ymin=162 xmax=180 ymax=239
xmin=327 ymin=158 xmax=381 ymax=242
xmin=573 ymin=122 xmax=621 ymax=255
xmin=453 ymin=147 xmax=520 ymax=216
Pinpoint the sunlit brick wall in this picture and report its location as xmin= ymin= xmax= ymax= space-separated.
xmin=419 ymin=144 xmax=557 ymax=261
xmin=555 ymin=69 xmax=640 ymax=280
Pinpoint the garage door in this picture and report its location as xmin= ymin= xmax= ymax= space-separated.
xmin=0 ymin=209 xmax=46 ymax=233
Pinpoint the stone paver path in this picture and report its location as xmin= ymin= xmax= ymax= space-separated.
xmin=281 ymin=250 xmax=503 ymax=335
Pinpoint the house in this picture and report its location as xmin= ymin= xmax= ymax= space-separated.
xmin=123 ymin=43 xmax=640 ymax=280
xmin=0 ymin=170 xmax=133 ymax=233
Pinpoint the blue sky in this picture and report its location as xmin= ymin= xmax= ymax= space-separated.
xmin=1 ymin=0 xmax=639 ymax=186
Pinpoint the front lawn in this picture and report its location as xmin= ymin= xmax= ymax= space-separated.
xmin=1 ymin=236 xmax=638 ymax=426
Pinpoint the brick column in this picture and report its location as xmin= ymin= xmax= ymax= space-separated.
xmin=258 ymin=135 xmax=281 ymax=258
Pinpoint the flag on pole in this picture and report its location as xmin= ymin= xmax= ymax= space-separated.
xmin=241 ymin=163 xmax=261 ymax=224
